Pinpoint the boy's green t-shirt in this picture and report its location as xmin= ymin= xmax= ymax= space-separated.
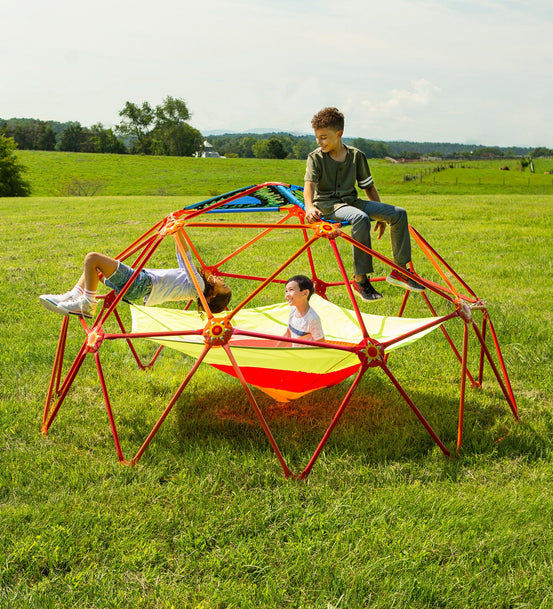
xmin=304 ymin=145 xmax=374 ymax=214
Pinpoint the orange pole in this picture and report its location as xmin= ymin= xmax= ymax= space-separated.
xmin=226 ymin=234 xmax=320 ymax=320
xmin=300 ymin=364 xmax=368 ymax=479
xmin=174 ymin=230 xmax=212 ymax=319
xmin=131 ymin=344 xmax=212 ymax=465
xmin=43 ymin=315 xmax=69 ymax=428
xmin=471 ymin=319 xmax=518 ymax=420
xmin=457 ymin=322 xmax=469 ymax=451
xmin=222 ymin=344 xmax=293 ymax=478
xmin=329 ymin=238 xmax=369 ymax=339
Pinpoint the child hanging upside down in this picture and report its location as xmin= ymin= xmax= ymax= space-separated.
xmin=39 ymin=232 xmax=232 ymax=319
xmin=279 ymin=275 xmax=325 ymax=347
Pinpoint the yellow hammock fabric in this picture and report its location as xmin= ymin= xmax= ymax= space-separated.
xmin=131 ymin=295 xmax=444 ymax=401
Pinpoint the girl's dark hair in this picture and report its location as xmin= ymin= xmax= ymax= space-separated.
xmin=197 ymin=269 xmax=232 ymax=314
xmin=287 ymin=275 xmax=315 ymax=300
xmin=206 ymin=289 xmax=232 ymax=314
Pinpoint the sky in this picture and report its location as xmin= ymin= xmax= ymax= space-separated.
xmin=2 ymin=0 xmax=553 ymax=148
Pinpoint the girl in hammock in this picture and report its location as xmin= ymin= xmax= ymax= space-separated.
xmin=39 ymin=232 xmax=231 ymax=319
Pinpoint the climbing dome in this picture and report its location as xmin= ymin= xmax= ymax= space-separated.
xmin=42 ymin=183 xmax=518 ymax=479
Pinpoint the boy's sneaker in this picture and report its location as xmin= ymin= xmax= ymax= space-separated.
xmin=386 ymin=269 xmax=425 ymax=292
xmin=353 ymin=279 xmax=383 ymax=302
xmin=58 ymin=295 xmax=97 ymax=319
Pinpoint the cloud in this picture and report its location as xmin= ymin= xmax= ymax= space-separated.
xmin=362 ymin=80 xmax=441 ymax=117
xmin=2 ymin=0 xmax=552 ymax=146
xmin=340 ymin=80 xmax=442 ymax=138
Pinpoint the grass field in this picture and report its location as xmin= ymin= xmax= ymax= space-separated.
xmin=1 ymin=154 xmax=553 ymax=607
xmin=15 ymin=150 xmax=553 ymax=197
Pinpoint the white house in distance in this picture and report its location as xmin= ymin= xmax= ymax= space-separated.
xmin=199 ymin=140 xmax=221 ymax=158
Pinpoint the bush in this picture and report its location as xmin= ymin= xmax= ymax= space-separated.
xmin=59 ymin=177 xmax=106 ymax=196
xmin=0 ymin=135 xmax=31 ymax=196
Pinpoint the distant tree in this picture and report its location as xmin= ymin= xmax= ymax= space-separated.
xmin=531 ymin=147 xmax=553 ymax=157
xmin=253 ymin=137 xmax=287 ymax=159
xmin=275 ymin=135 xmax=295 ymax=158
xmin=2 ymin=119 xmax=58 ymax=151
xmin=292 ymin=138 xmax=316 ymax=159
xmin=398 ymin=150 xmax=421 ymax=160
xmin=36 ymin=122 xmax=57 ymax=150
xmin=239 ymin=136 xmax=256 ymax=158
xmin=117 ymin=97 xmax=201 ymax=156
xmin=11 ymin=123 xmax=35 ymax=149
xmin=58 ymin=122 xmax=88 ymax=152
xmin=252 ymin=139 xmax=269 ymax=159
xmin=152 ymin=97 xmax=201 ymax=156
xmin=0 ymin=135 xmax=31 ymax=196
xmin=269 ymin=138 xmax=287 ymax=159
xmin=475 ymin=146 xmax=504 ymax=158
xmin=154 ymin=96 xmax=191 ymax=126
xmin=152 ymin=122 xmax=203 ymax=157
xmin=117 ymin=101 xmax=155 ymax=153
xmin=90 ymin=123 xmax=127 ymax=154
xmin=351 ymin=137 xmax=390 ymax=158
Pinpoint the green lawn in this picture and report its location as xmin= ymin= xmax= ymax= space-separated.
xmin=1 ymin=161 xmax=553 ymax=607
xmin=15 ymin=150 xmax=308 ymax=197
xmin=16 ymin=150 xmax=553 ymax=197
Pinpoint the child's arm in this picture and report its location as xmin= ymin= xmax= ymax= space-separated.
xmin=285 ymin=330 xmax=324 ymax=344
xmin=174 ymin=230 xmax=190 ymax=254
xmin=303 ymin=181 xmax=322 ymax=223
xmin=275 ymin=328 xmax=291 ymax=348
xmin=308 ymin=330 xmax=325 ymax=344
xmin=174 ymin=230 xmax=195 ymax=270
xmin=297 ymin=331 xmax=318 ymax=342
xmin=309 ymin=311 xmax=325 ymax=343
xmin=363 ymin=185 xmax=386 ymax=239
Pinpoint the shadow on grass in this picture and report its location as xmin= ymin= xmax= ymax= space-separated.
xmin=46 ymin=341 xmax=544 ymax=477
xmin=153 ymin=368 xmax=527 ymax=473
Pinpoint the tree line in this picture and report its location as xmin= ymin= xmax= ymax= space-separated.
xmin=207 ymin=133 xmax=550 ymax=160
xmin=0 ymin=96 xmax=202 ymax=157
xmin=204 ymin=133 xmax=391 ymax=160
xmin=1 ymin=117 xmax=126 ymax=154
xmin=3 ymin=93 xmax=549 ymax=161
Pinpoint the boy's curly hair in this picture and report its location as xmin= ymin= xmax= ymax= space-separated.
xmin=311 ymin=107 xmax=344 ymax=131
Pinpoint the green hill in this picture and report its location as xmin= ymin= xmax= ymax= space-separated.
xmin=15 ymin=149 xmax=553 ymax=197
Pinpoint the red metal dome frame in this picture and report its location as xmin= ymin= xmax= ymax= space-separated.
xmin=42 ymin=183 xmax=518 ymax=479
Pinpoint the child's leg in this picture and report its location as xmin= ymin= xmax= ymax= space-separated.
xmin=327 ymin=204 xmax=374 ymax=276
xmin=40 ymin=252 xmax=118 ymax=316
xmin=52 ymin=253 xmax=118 ymax=298
xmin=82 ymin=252 xmax=119 ymax=294
xmin=360 ymin=200 xmax=411 ymax=267
xmin=63 ymin=253 xmax=118 ymax=314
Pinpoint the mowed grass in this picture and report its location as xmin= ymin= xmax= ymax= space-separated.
xmin=1 ymin=178 xmax=553 ymax=606
xmin=16 ymin=149 xmax=553 ymax=197
xmin=16 ymin=150 xmax=308 ymax=197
